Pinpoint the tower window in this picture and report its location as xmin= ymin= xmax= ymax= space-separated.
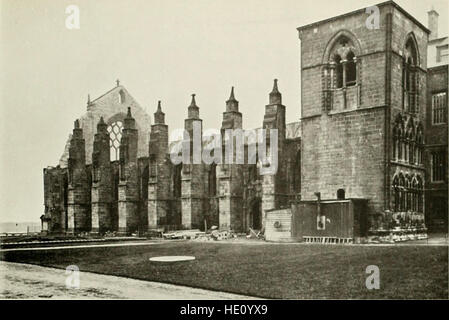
xmin=346 ymin=51 xmax=356 ymax=86
xmin=403 ymin=37 xmax=418 ymax=113
xmin=335 ymin=55 xmax=343 ymax=89
xmin=332 ymin=50 xmax=357 ymax=88
xmin=107 ymin=121 xmax=123 ymax=161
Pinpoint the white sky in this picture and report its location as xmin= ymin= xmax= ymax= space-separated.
xmin=0 ymin=0 xmax=447 ymax=223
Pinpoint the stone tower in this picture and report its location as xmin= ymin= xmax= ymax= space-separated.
xmin=67 ymin=119 xmax=90 ymax=233
xmin=181 ymin=94 xmax=206 ymax=229
xmin=118 ymin=107 xmax=140 ymax=234
xmin=91 ymin=117 xmax=113 ymax=234
xmin=297 ymin=2 xmax=429 ymax=228
xmin=217 ymin=87 xmax=244 ymax=231
xmin=148 ymin=101 xmax=171 ymax=229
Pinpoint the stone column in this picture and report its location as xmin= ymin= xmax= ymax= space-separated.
xmin=67 ymin=120 xmax=90 ymax=234
xmin=118 ymin=108 xmax=140 ymax=234
xmin=91 ymin=117 xmax=113 ymax=234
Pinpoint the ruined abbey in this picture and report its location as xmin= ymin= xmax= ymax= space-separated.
xmin=42 ymin=1 xmax=448 ymax=238
xmin=42 ymin=80 xmax=301 ymax=234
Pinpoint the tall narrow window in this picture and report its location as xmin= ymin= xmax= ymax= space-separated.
xmin=416 ymin=175 xmax=423 ymax=213
xmin=399 ymin=174 xmax=405 ymax=211
xmin=107 ymin=121 xmax=123 ymax=161
xmin=403 ymin=38 xmax=418 ymax=113
xmin=431 ymin=151 xmax=446 ymax=182
xmin=118 ymin=90 xmax=126 ymax=104
xmin=335 ymin=55 xmax=343 ymax=89
xmin=346 ymin=51 xmax=356 ymax=87
xmin=405 ymin=175 xmax=411 ymax=211
xmin=392 ymin=175 xmax=400 ymax=212
xmin=432 ymin=92 xmax=447 ymax=125
xmin=411 ymin=177 xmax=418 ymax=212
xmin=416 ymin=125 xmax=423 ymax=165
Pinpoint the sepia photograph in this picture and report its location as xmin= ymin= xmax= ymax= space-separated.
xmin=0 ymin=0 xmax=448 ymax=307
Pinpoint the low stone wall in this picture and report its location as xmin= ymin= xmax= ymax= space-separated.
xmin=265 ymin=208 xmax=293 ymax=242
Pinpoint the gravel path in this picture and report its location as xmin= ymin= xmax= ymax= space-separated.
xmin=0 ymin=261 xmax=258 ymax=300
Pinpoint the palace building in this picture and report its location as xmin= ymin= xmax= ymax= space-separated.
xmin=41 ymin=1 xmax=447 ymax=238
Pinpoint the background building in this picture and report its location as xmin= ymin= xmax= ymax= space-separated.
xmin=425 ymin=9 xmax=448 ymax=232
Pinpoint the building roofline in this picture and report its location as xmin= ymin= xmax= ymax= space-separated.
xmin=91 ymin=85 xmax=123 ymax=104
xmin=429 ymin=36 xmax=448 ymax=43
xmin=428 ymin=64 xmax=449 ymax=72
xmin=297 ymin=0 xmax=430 ymax=35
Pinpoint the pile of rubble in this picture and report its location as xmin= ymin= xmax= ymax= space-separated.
xmin=158 ymin=226 xmax=239 ymax=241
xmin=158 ymin=226 xmax=265 ymax=242
xmin=194 ymin=227 xmax=238 ymax=242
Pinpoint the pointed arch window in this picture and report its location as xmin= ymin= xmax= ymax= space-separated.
xmin=334 ymin=55 xmax=344 ymax=89
xmin=416 ymin=175 xmax=423 ymax=213
xmin=392 ymin=173 xmax=424 ymax=213
xmin=392 ymin=175 xmax=400 ymax=212
xmin=392 ymin=115 xmax=404 ymax=161
xmin=107 ymin=121 xmax=123 ymax=161
xmin=322 ymin=33 xmax=361 ymax=111
xmin=415 ymin=125 xmax=423 ymax=165
xmin=403 ymin=37 xmax=419 ymax=113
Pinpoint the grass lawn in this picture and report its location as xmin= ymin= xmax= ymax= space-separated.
xmin=1 ymin=242 xmax=447 ymax=299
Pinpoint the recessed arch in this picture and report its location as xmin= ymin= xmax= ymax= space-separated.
xmin=403 ymin=32 xmax=420 ymax=67
xmin=322 ymin=29 xmax=362 ymax=63
xmin=118 ymin=90 xmax=126 ymax=104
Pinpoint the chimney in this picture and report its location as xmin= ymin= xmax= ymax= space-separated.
xmin=428 ymin=9 xmax=439 ymax=41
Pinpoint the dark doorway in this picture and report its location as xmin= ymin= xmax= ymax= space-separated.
xmin=337 ymin=189 xmax=345 ymax=200
xmin=250 ymin=198 xmax=262 ymax=230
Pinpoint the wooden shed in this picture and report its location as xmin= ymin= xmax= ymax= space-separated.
xmin=291 ymin=199 xmax=368 ymax=243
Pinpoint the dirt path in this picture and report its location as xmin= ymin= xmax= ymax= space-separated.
xmin=0 ymin=261 xmax=258 ymax=300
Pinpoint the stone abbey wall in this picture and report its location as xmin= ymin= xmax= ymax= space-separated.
xmin=43 ymin=82 xmax=301 ymax=235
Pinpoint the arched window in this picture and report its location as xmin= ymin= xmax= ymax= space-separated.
xmin=399 ymin=173 xmax=406 ymax=211
xmin=337 ymin=189 xmax=345 ymax=200
xmin=406 ymin=121 xmax=415 ymax=164
xmin=392 ymin=175 xmax=400 ymax=212
xmin=334 ymin=54 xmax=343 ymax=89
xmin=405 ymin=174 xmax=412 ymax=211
xmin=411 ymin=176 xmax=418 ymax=212
xmin=393 ymin=115 xmax=404 ymax=161
xmin=403 ymin=37 xmax=418 ymax=113
xmin=416 ymin=175 xmax=423 ymax=213
xmin=328 ymin=36 xmax=358 ymax=89
xmin=415 ymin=124 xmax=423 ymax=165
xmin=107 ymin=121 xmax=123 ymax=161
xmin=118 ymin=90 xmax=125 ymax=104
xmin=346 ymin=51 xmax=356 ymax=87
